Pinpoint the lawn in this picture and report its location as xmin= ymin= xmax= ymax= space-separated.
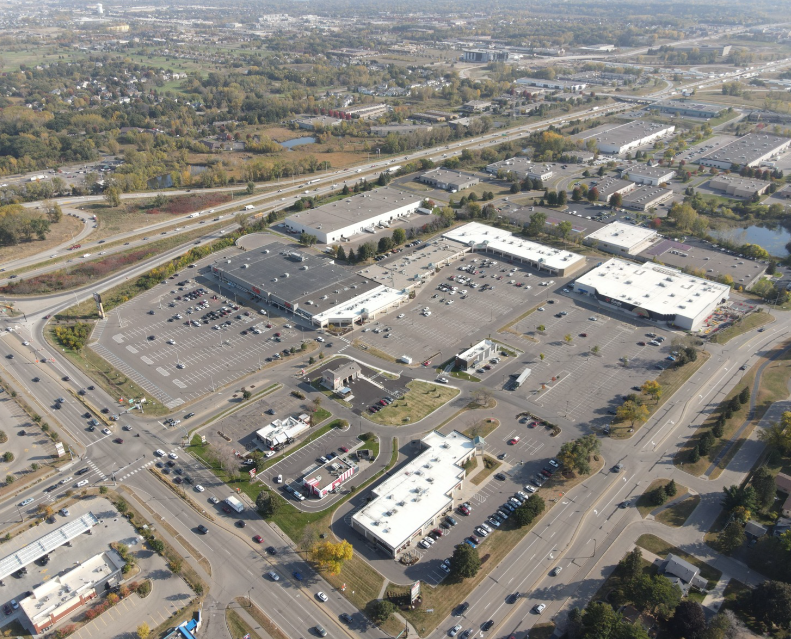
xmin=655 ymin=495 xmax=701 ymax=528
xmin=368 ymin=381 xmax=459 ymax=426
xmin=635 ymin=534 xmax=721 ymax=589
xmin=635 ymin=479 xmax=689 ymax=518
xmin=471 ymin=455 xmax=501 ymax=486
xmin=461 ymin=418 xmax=500 ymax=439
xmin=357 ymin=433 xmax=380 ymax=460
xmin=240 ymin=600 xmax=290 ymax=639
xmin=226 ymin=608 xmax=263 ymax=639
xmin=709 ymin=312 xmax=773 ymax=344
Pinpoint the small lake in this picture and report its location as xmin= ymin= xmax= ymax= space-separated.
xmin=709 ymin=224 xmax=791 ymax=257
xmin=148 ymin=165 xmax=208 ymax=190
xmin=278 ymin=136 xmax=316 ymax=150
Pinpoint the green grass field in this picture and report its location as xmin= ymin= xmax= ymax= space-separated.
xmin=368 ymin=380 xmax=459 ymax=426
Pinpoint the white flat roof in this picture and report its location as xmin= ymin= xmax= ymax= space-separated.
xmin=575 ymin=258 xmax=730 ymax=320
xmin=352 ymin=430 xmax=474 ymax=551
xmin=312 ymin=284 xmax=406 ymax=323
xmin=585 ymin=222 xmax=657 ymax=250
xmin=457 ymin=339 xmax=494 ymax=361
xmin=443 ymin=222 xmax=585 ymax=271
xmin=256 ymin=415 xmax=310 ymax=446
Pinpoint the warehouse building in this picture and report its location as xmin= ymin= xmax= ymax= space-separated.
xmin=584 ymin=222 xmax=658 ymax=255
xmin=455 ymin=339 xmax=496 ymax=371
xmin=620 ymin=164 xmax=676 ymax=185
xmin=516 ymin=77 xmax=588 ymax=92
xmin=418 ymin=168 xmax=480 ymax=192
xmin=339 ymin=104 xmax=389 ymax=120
xmin=573 ymin=258 xmax=730 ymax=331
xmin=485 ymin=157 xmax=553 ymax=182
xmin=443 ymin=222 xmax=587 ymax=276
xmin=620 ymin=185 xmax=675 ymax=211
xmin=593 ymin=177 xmax=636 ymax=203
xmin=293 ymin=115 xmax=343 ymax=131
xmin=697 ymin=133 xmax=791 ymax=170
xmin=708 ymin=175 xmax=771 ymax=198
xmin=256 ymin=415 xmax=311 ymax=450
xmin=351 ymin=430 xmax=475 ymax=557
xmin=212 ymin=243 xmax=408 ymax=327
xmin=582 ymin=121 xmax=675 ymax=155
xmin=283 ymin=187 xmax=421 ymax=244
xmin=652 ymin=100 xmax=725 ymax=119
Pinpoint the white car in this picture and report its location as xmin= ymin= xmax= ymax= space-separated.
xmin=76 ymin=479 xmax=89 ymax=488
xmin=315 ymin=337 xmax=324 ymax=342
xmin=155 ymin=449 xmax=166 ymax=456
xmin=167 ymin=339 xmax=176 ymax=345
xmin=264 ymin=450 xmax=275 ymax=458
xmin=437 ymin=377 xmax=449 ymax=384
xmin=524 ymin=485 xmax=537 ymax=493
xmin=177 ymin=363 xmax=186 ymax=369
xmin=101 ymin=428 xmax=111 ymax=435
xmin=316 ymin=591 xmax=328 ymax=602
xmin=60 ymin=477 xmax=72 ymax=485
xmin=537 ymin=306 xmax=545 ymax=311
xmin=275 ymin=474 xmax=283 ymax=483
xmin=397 ymin=314 xmax=405 ymax=318
xmin=195 ymin=485 xmax=205 ymax=492
xmin=588 ymin=316 xmax=598 ymax=321
xmin=449 ymin=625 xmax=462 ymax=636
xmin=533 ymin=603 xmax=546 ymax=614
xmin=168 ymin=452 xmax=178 ymax=460
xmin=22 ymin=341 xmax=29 ymax=346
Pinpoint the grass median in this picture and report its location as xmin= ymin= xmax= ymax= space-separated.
xmin=709 ymin=312 xmax=773 ymax=344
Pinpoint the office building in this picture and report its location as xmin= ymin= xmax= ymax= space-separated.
xmin=620 ymin=164 xmax=676 ymax=185
xmin=462 ymin=49 xmax=508 ymax=63
xmin=593 ymin=177 xmax=637 ymax=203
xmin=418 ymin=168 xmax=480 ymax=192
xmin=708 ymin=175 xmax=770 ymax=198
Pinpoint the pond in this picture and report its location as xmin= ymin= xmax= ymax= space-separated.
xmin=147 ymin=165 xmax=207 ymax=190
xmin=709 ymin=224 xmax=791 ymax=257
xmin=278 ymin=136 xmax=316 ymax=150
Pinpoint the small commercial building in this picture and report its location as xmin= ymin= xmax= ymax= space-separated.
xmin=620 ymin=164 xmax=676 ymax=185
xmin=283 ymin=187 xmax=421 ymax=244
xmin=708 ymin=175 xmax=770 ymax=198
xmin=573 ymin=258 xmax=730 ymax=331
xmin=697 ymin=133 xmax=791 ymax=170
xmin=582 ymin=121 xmax=675 ymax=155
xmin=256 ymin=415 xmax=310 ymax=450
xmin=303 ymin=457 xmax=357 ymax=499
xmin=484 ymin=157 xmax=552 ymax=182
xmin=322 ymin=361 xmax=361 ymax=391
xmin=652 ymin=100 xmax=725 ymax=119
xmin=418 ymin=168 xmax=480 ymax=192
xmin=339 ymin=104 xmax=388 ymax=120
xmin=620 ymin=185 xmax=674 ymax=212
xmin=593 ymin=177 xmax=637 ymax=203
xmin=455 ymin=339 xmax=496 ymax=371
xmin=351 ymin=431 xmax=475 ymax=557
xmin=462 ymin=100 xmax=492 ymax=113
xmin=444 ymin=222 xmax=587 ymax=277
xmin=19 ymin=550 xmax=125 ymax=635
xmin=584 ymin=222 xmax=658 ymax=256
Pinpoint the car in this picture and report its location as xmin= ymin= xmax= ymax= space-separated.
xmin=197 ymin=525 xmax=209 ymax=534
xmin=740 ymin=364 xmax=747 ymax=370
xmin=316 ymin=591 xmax=329 ymax=602
xmin=155 ymin=449 xmax=166 ymax=457
xmin=19 ymin=498 xmax=34 ymax=507
xmin=314 ymin=626 xmax=327 ymax=638
xmin=101 ymin=428 xmax=111 ymax=435
xmin=445 ymin=515 xmax=458 ymax=526
xmin=75 ymin=467 xmax=90 ymax=476
xmin=5 ymin=354 xmax=13 ymax=359
xmin=637 ymin=341 xmax=646 ymax=346
xmin=293 ymin=571 xmax=303 ymax=581
xmin=551 ymin=566 xmax=562 ymax=576
xmin=266 ymin=546 xmax=278 ymax=555
xmin=114 ymin=437 xmax=124 ymax=444
xmin=497 ymin=452 xmax=507 ymax=460
xmin=454 ymin=603 xmax=469 ymax=617
xmin=3 ymin=604 xmax=10 ymax=616
xmin=32 ymin=377 xmax=40 ymax=382
xmin=195 ymin=485 xmax=205 ymax=492
xmin=253 ymin=535 xmax=264 ymax=543
xmin=619 ymin=500 xmax=630 ymax=509
xmin=494 ymin=473 xmax=507 ymax=481
xmin=235 ymin=520 xmax=246 ymax=528
xmin=460 ymin=631 xmax=472 ymax=639
xmin=533 ymin=603 xmax=546 ymax=614
xmin=168 ymin=452 xmax=178 ymax=460
xmin=758 ymin=327 xmax=766 ymax=332
xmin=268 ymin=570 xmax=280 ymax=581
xmin=76 ymin=479 xmax=89 ymax=487
xmin=481 ymin=620 xmax=494 ymax=632
xmin=508 ymin=437 xmax=520 ymax=445
xmin=548 ymin=459 xmax=559 ymax=468
xmin=537 ymin=306 xmax=545 ymax=312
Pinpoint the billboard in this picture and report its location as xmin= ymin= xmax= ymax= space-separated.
xmin=410 ymin=581 xmax=420 ymax=603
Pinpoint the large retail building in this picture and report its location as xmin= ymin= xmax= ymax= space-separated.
xmin=573 ymin=258 xmax=730 ymax=330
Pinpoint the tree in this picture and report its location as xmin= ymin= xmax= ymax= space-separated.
xmin=137 ymin=623 xmax=151 ymax=639
xmin=246 ymin=181 xmax=255 ymax=194
xmin=759 ymin=416 xmax=791 ymax=454
xmin=722 ymin=484 xmax=757 ymax=513
xmin=581 ymin=602 xmax=622 ymax=639
xmin=104 ymin=185 xmax=121 ymax=208
xmin=256 ymin=490 xmax=280 ymax=517
xmin=616 ymin=401 xmax=649 ymax=427
xmin=510 ymin=182 xmax=519 ymax=194
xmin=558 ymin=220 xmax=573 ymax=245
xmin=311 ymin=540 xmax=354 ymax=574
xmin=242 ymin=390 xmax=252 ymax=400
xmin=347 ymin=248 xmax=356 ymax=263
xmin=392 ymin=228 xmax=406 ymax=245
xmin=557 ymin=434 xmax=600 ymax=476
xmin=630 ymin=574 xmax=682 ymax=618
xmin=526 ymin=211 xmax=547 ymax=237
xmin=670 ymin=601 xmax=707 ymax=639
xmin=739 ymin=386 xmax=750 ymax=405
xmin=587 ymin=187 xmax=599 ymax=202
xmin=378 ymin=236 xmax=393 ymax=253
xmin=564 ymin=333 xmax=573 ymax=344
xmin=619 ymin=547 xmax=644 ymax=584
xmin=698 ymin=430 xmax=715 ymax=457
xmin=650 ymin=485 xmax=667 ymax=506
xmin=665 ymin=479 xmax=677 ymax=497
xmin=558 ymin=189 xmax=568 ymax=205
xmin=368 ymin=600 xmax=397 ymax=625
xmin=450 ymin=541 xmax=480 ymax=579
xmin=718 ymin=521 xmax=746 ymax=554
xmin=336 ymin=246 xmax=346 ymax=261
xmin=610 ymin=192 xmax=622 ymax=208
xmin=751 ymin=580 xmax=791 ymax=630
xmin=513 ymin=495 xmax=545 ymax=527
xmin=751 ymin=467 xmax=777 ymax=511
xmin=689 ymin=445 xmax=700 ymax=463
xmin=641 ymin=380 xmax=662 ymax=403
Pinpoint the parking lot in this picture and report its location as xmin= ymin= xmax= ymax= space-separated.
xmin=505 ymin=291 xmax=678 ymax=428
xmin=354 ymin=259 xmax=582 ymax=364
xmin=92 ymin=248 xmax=319 ymax=409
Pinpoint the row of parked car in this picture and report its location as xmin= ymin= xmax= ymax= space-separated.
xmin=368 ymin=396 xmax=395 ymax=413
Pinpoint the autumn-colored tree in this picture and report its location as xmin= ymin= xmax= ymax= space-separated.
xmin=311 ymin=540 xmax=354 ymax=574
xmin=640 ymin=380 xmax=662 ymax=403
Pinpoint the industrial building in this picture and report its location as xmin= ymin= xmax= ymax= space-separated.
xmin=418 ymin=168 xmax=480 ymax=192
xmin=462 ymin=49 xmax=509 ymax=63
xmin=620 ymin=164 xmax=676 ymax=185
xmin=303 ymin=456 xmax=357 ymax=499
xmin=351 ymin=430 xmax=476 ymax=557
xmin=581 ymin=121 xmax=675 ymax=155
xmin=708 ymin=175 xmax=771 ymax=198
xmin=455 ymin=339 xmax=496 ymax=371
xmin=338 ymin=104 xmax=389 ymax=120
xmin=584 ymin=222 xmax=658 ymax=256
xmin=256 ymin=414 xmax=311 ymax=450
xmin=620 ymin=185 xmax=675 ymax=211
xmin=697 ymin=133 xmax=791 ymax=170
xmin=443 ymin=222 xmax=587 ymax=277
xmin=593 ymin=177 xmax=636 ymax=203
xmin=573 ymin=258 xmax=730 ymax=331
xmin=652 ymin=100 xmax=725 ymax=119
xmin=212 ymin=242 xmax=408 ymax=327
xmin=485 ymin=157 xmax=553 ymax=182
xmin=462 ymin=100 xmax=493 ymax=113
xmin=20 ymin=551 xmax=125 ymax=635
xmin=283 ymin=187 xmax=422 ymax=244
xmin=293 ymin=115 xmax=343 ymax=131
xmin=516 ymin=77 xmax=588 ymax=92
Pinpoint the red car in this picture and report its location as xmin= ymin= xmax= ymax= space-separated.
xmin=637 ymin=341 xmax=646 ymax=346
xmin=253 ymin=535 xmax=264 ymax=544
xmin=114 ymin=438 xmax=124 ymax=444
xmin=508 ymin=437 xmax=521 ymax=445
xmin=274 ymin=332 xmax=281 ymax=337
xmin=340 ymin=446 xmax=349 ymax=453
xmin=579 ymin=333 xmax=587 ymax=338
